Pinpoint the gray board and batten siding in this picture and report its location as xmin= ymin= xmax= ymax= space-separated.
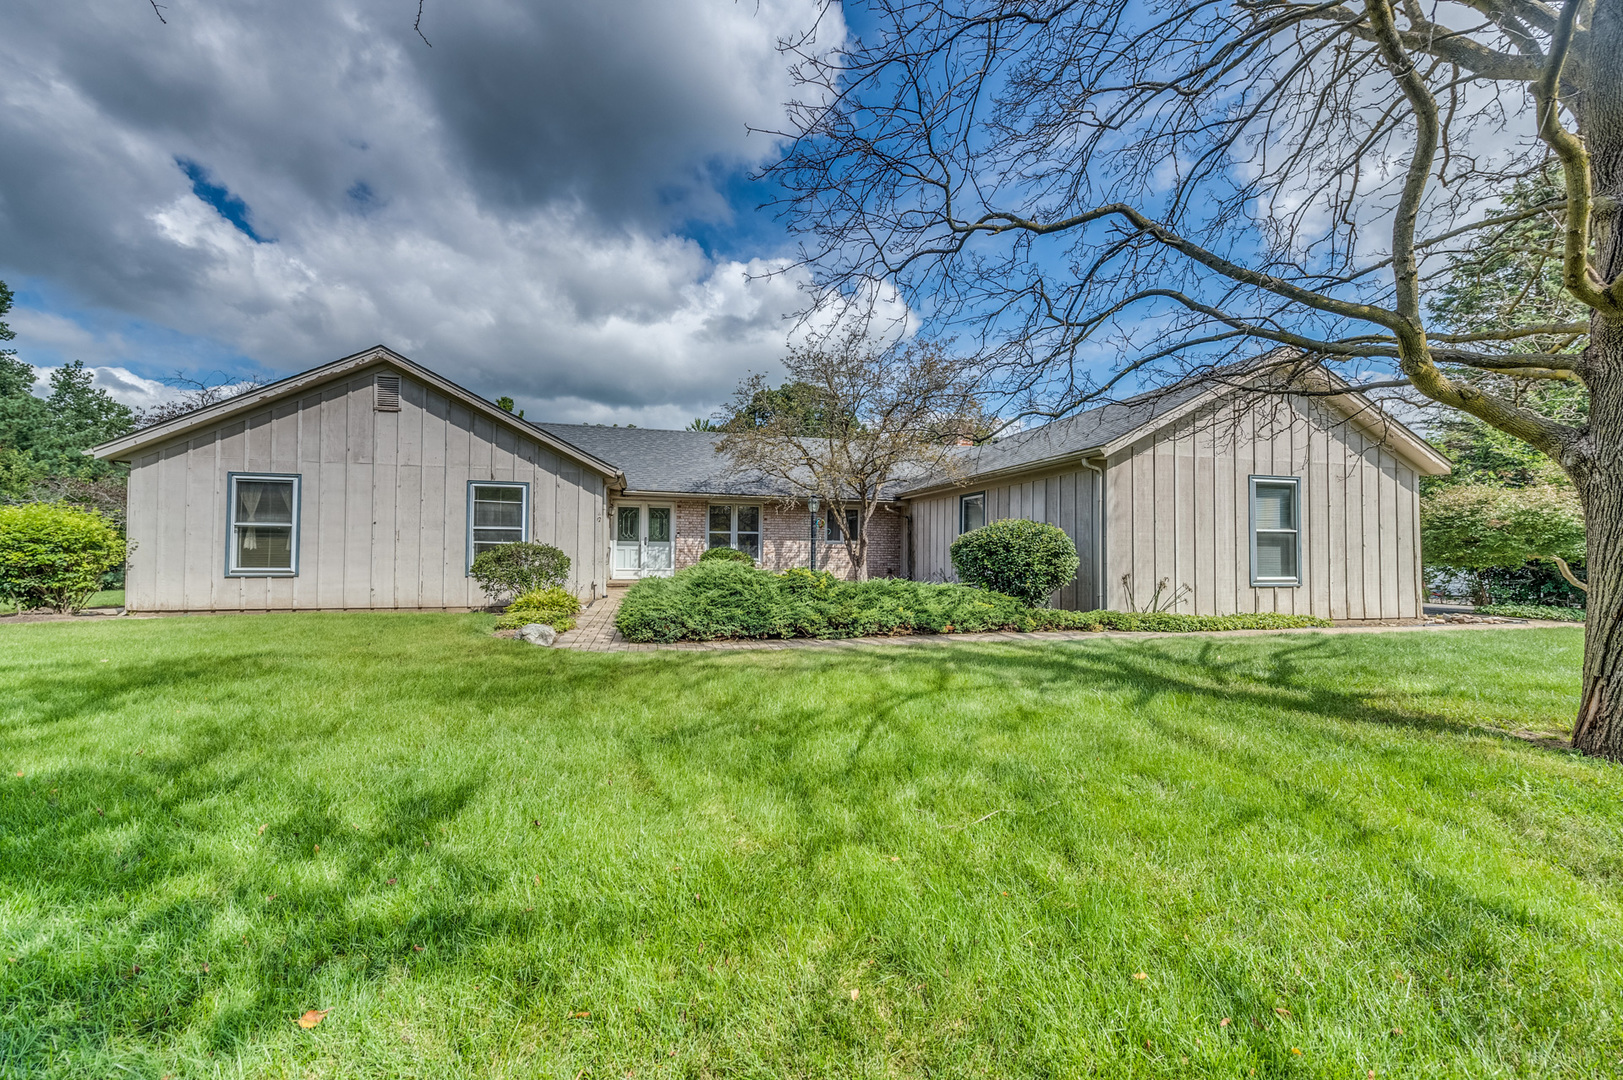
xmin=908 ymin=390 xmax=1442 ymax=621
xmin=910 ymin=466 xmax=1104 ymax=611
xmin=116 ymin=360 xmax=613 ymax=612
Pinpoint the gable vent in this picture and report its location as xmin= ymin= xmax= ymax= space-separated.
xmin=374 ymin=374 xmax=401 ymax=411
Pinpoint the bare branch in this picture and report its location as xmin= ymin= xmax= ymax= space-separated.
xmin=415 ymin=0 xmax=433 ymax=47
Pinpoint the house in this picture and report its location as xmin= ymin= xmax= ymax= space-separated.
xmin=91 ymin=344 xmax=1450 ymax=620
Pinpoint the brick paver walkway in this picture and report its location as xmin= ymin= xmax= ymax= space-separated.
xmin=549 ymin=586 xmax=1560 ymax=653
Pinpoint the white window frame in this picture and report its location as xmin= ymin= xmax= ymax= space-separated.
xmin=225 ymin=472 xmax=301 ymax=577
xmin=960 ymin=491 xmax=987 ymax=534
xmin=467 ymin=481 xmax=530 ymax=572
xmin=707 ymin=503 xmax=762 ymax=555
xmin=1249 ymin=475 xmax=1302 ymax=587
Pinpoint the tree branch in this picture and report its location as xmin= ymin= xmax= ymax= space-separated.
xmin=1533 ymin=0 xmax=1618 ymax=314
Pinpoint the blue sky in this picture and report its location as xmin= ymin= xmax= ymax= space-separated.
xmin=0 ymin=0 xmax=845 ymax=426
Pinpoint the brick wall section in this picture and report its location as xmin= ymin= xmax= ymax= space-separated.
xmin=632 ymin=498 xmax=906 ymax=580
xmin=674 ymin=500 xmax=708 ymax=568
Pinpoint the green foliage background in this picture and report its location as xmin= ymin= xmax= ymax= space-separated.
xmin=1419 ymin=169 xmax=1589 ymax=606
xmin=0 ymin=280 xmax=135 ymax=516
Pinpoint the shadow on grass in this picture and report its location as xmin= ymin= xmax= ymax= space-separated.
xmin=0 ymin=619 xmax=1591 ymax=1071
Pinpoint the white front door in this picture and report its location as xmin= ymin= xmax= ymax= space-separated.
xmin=613 ymin=504 xmax=674 ymax=578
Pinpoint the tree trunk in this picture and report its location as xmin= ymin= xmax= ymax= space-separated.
xmin=1572 ymin=1 xmax=1623 ymax=759
xmin=1573 ymin=309 xmax=1623 ymax=758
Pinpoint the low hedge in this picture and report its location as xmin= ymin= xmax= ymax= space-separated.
xmin=1476 ymin=603 xmax=1585 ymax=622
xmin=1029 ymin=609 xmax=1332 ymax=633
xmin=614 ymin=561 xmax=1331 ymax=643
xmin=494 ymin=586 xmax=582 ymax=632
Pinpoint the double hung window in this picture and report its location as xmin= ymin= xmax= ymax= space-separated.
xmin=227 ymin=474 xmax=300 ymax=575
xmin=1250 ymin=476 xmax=1302 ymax=586
xmin=708 ymin=504 xmax=761 ymax=559
xmin=468 ymin=483 xmax=529 ymax=568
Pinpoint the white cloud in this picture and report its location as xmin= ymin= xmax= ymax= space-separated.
xmin=0 ymin=0 xmax=851 ymax=425
xmin=25 ymin=364 xmax=186 ymax=412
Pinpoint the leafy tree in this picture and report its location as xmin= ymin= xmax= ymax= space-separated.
xmin=36 ymin=361 xmax=134 ymax=472
xmin=1417 ymin=169 xmax=1589 ymax=604
xmin=1423 ymin=168 xmax=1587 ymax=493
xmin=722 ymin=381 xmax=848 ymax=436
xmin=495 ymin=396 xmax=524 ymax=419
xmin=1422 ymin=485 xmax=1587 ymax=599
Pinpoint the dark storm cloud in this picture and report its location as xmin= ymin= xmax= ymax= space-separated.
xmin=0 ymin=0 xmax=845 ymax=424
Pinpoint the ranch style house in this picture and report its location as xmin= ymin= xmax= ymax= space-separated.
xmin=90 ymin=344 xmax=1450 ymax=619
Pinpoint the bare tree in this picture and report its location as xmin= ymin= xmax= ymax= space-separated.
xmin=134 ymin=373 xmax=266 ymax=429
xmin=717 ymin=330 xmax=982 ymax=579
xmin=768 ymin=0 xmax=1623 ymax=758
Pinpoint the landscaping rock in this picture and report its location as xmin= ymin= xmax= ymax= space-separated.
xmin=518 ymin=623 xmax=557 ymax=647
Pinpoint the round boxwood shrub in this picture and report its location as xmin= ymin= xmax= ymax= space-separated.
xmin=700 ymin=545 xmax=754 ymax=564
xmin=950 ymin=518 xmax=1079 ymax=607
xmin=470 ymin=541 xmax=570 ymax=603
xmin=0 ymin=502 xmax=128 ymax=613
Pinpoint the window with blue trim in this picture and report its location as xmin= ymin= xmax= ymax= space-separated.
xmin=227 ymin=473 xmax=299 ymax=575
xmin=468 ymin=482 xmax=529 ymax=567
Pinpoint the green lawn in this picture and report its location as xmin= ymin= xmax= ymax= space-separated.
xmin=0 ymin=615 xmax=1617 ymax=1079
xmin=83 ymin=589 xmax=125 ymax=610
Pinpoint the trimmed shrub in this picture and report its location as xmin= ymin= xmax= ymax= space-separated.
xmin=700 ymin=545 xmax=754 ymax=564
xmin=951 ymin=519 xmax=1080 ymax=606
xmin=470 ymin=542 xmax=570 ymax=603
xmin=0 ymin=503 xmax=127 ymax=613
xmin=494 ymin=585 xmax=582 ymax=631
xmin=1476 ymin=603 xmax=1584 ymax=622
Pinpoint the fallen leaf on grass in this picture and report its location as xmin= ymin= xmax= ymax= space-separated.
xmin=412 ymin=945 xmax=424 ymax=952
xmin=1391 ymin=1026 xmax=1404 ymax=1035
xmin=850 ymin=989 xmax=859 ymax=1001
xmin=386 ymin=877 xmax=397 ymax=886
xmin=1291 ymin=1047 xmax=1303 ymax=1055
xmin=1132 ymin=972 xmax=1148 ymax=980
xmin=257 ymin=824 xmax=266 ymax=835
xmin=571 ymin=1010 xmax=591 ymax=1018
xmin=1219 ymin=1018 xmax=1230 ymax=1027
xmin=1275 ymin=1007 xmax=1292 ymax=1018
xmin=297 ymin=1009 xmax=328 ymax=1029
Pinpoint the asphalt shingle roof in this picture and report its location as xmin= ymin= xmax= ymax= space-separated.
xmin=534 ymin=423 xmax=795 ymax=496
xmin=537 ymin=380 xmax=1213 ymax=498
xmin=921 ymin=380 xmax=1214 ymax=488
